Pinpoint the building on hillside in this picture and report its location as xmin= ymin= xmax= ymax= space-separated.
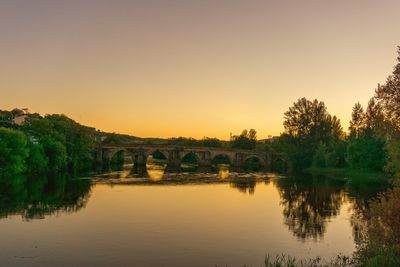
xmin=12 ymin=114 xmax=28 ymax=125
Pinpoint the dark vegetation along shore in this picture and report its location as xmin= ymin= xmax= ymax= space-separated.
xmin=1 ymin=46 xmax=400 ymax=266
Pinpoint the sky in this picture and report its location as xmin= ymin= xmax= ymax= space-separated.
xmin=1 ymin=0 xmax=399 ymax=140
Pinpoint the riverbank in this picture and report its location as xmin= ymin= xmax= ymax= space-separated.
xmin=305 ymin=167 xmax=388 ymax=184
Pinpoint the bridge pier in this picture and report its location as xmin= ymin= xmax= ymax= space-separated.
xmin=135 ymin=151 xmax=147 ymax=165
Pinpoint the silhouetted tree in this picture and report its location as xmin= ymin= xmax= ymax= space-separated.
xmin=281 ymin=98 xmax=343 ymax=171
xmin=365 ymin=98 xmax=386 ymax=137
xmin=375 ymin=46 xmax=400 ymax=131
xmin=230 ymin=129 xmax=257 ymax=150
xmin=349 ymin=102 xmax=365 ymax=138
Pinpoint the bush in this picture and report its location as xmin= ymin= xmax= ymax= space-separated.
xmin=313 ymin=143 xmax=327 ymax=168
xmin=346 ymin=135 xmax=386 ymax=171
xmin=385 ymin=138 xmax=400 ymax=177
xmin=355 ymin=186 xmax=400 ymax=266
xmin=325 ymin=151 xmax=340 ymax=168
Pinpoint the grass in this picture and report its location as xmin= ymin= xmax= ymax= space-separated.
xmin=263 ymin=254 xmax=353 ymax=267
xmin=215 ymin=254 xmax=354 ymax=267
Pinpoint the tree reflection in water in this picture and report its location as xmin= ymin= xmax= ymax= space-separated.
xmin=346 ymin=182 xmax=389 ymax=245
xmin=0 ymin=174 xmax=92 ymax=221
xmin=275 ymin=174 xmax=346 ymax=240
xmin=229 ymin=176 xmax=272 ymax=195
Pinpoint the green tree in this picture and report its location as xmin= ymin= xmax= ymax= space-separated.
xmin=375 ymin=46 xmax=400 ymax=132
xmin=282 ymin=98 xmax=343 ymax=171
xmin=0 ymin=127 xmax=29 ymax=178
xmin=349 ymin=102 xmax=365 ymax=138
xmin=22 ymin=114 xmax=95 ymax=174
xmin=230 ymin=129 xmax=257 ymax=150
xmin=26 ymin=141 xmax=48 ymax=176
xmin=365 ymin=98 xmax=386 ymax=135
xmin=312 ymin=142 xmax=327 ymax=168
xmin=355 ymin=185 xmax=400 ymax=266
xmin=200 ymin=137 xmax=223 ymax=147
xmin=385 ymin=139 xmax=400 ymax=177
xmin=41 ymin=136 xmax=67 ymax=174
xmin=346 ymin=133 xmax=386 ymax=171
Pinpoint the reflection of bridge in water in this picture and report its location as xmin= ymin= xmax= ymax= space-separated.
xmin=98 ymin=144 xmax=286 ymax=171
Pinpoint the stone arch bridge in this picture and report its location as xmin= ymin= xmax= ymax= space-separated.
xmin=98 ymin=144 xmax=286 ymax=171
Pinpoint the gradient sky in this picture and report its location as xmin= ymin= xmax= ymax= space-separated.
xmin=1 ymin=1 xmax=399 ymax=139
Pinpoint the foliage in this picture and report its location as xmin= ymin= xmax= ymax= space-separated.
xmin=22 ymin=114 xmax=96 ymax=174
xmin=365 ymin=98 xmax=386 ymax=137
xmin=263 ymin=254 xmax=353 ymax=267
xmin=355 ymin=185 xmax=400 ymax=267
xmin=280 ymin=98 xmax=343 ymax=171
xmin=230 ymin=129 xmax=257 ymax=150
xmin=349 ymin=103 xmax=365 ymax=138
xmin=384 ymin=138 xmax=400 ymax=177
xmin=102 ymin=133 xmax=124 ymax=145
xmin=26 ymin=141 xmax=48 ymax=176
xmin=41 ymin=136 xmax=67 ymax=173
xmin=313 ymin=143 xmax=327 ymax=168
xmin=346 ymin=133 xmax=386 ymax=171
xmin=283 ymin=98 xmax=342 ymax=141
xmin=374 ymin=46 xmax=400 ymax=132
xmin=200 ymin=137 xmax=223 ymax=147
xmin=0 ymin=127 xmax=29 ymax=178
xmin=167 ymin=136 xmax=223 ymax=147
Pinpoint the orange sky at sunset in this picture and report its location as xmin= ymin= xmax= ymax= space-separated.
xmin=1 ymin=1 xmax=399 ymax=139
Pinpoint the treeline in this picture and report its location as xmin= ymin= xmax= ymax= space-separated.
xmin=268 ymin=47 xmax=400 ymax=177
xmin=0 ymin=113 xmax=99 ymax=179
xmin=167 ymin=137 xmax=226 ymax=147
xmin=166 ymin=129 xmax=258 ymax=150
xmin=0 ymin=109 xmax=263 ymax=181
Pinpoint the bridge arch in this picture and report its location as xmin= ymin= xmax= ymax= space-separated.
xmin=271 ymin=157 xmax=287 ymax=173
xmin=181 ymin=152 xmax=200 ymax=171
xmin=181 ymin=151 xmax=201 ymax=163
xmin=211 ymin=154 xmax=232 ymax=165
xmin=145 ymin=150 xmax=169 ymax=169
xmin=107 ymin=148 xmax=130 ymax=161
xmin=146 ymin=149 xmax=168 ymax=161
xmin=243 ymin=155 xmax=266 ymax=167
xmin=103 ymin=148 xmax=135 ymax=171
xmin=243 ymin=155 xmax=265 ymax=172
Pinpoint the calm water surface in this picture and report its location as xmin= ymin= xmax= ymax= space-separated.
xmin=0 ymin=170 xmax=385 ymax=267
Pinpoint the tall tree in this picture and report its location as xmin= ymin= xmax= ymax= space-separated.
xmin=375 ymin=46 xmax=400 ymax=132
xmin=349 ymin=102 xmax=365 ymax=138
xmin=365 ymin=98 xmax=386 ymax=137
xmin=284 ymin=98 xmax=331 ymax=139
xmin=282 ymin=98 xmax=343 ymax=171
xmin=230 ymin=129 xmax=257 ymax=150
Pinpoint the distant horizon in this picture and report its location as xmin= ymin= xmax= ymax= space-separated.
xmin=1 ymin=1 xmax=399 ymax=139
xmin=3 ymin=102 xmax=358 ymax=141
